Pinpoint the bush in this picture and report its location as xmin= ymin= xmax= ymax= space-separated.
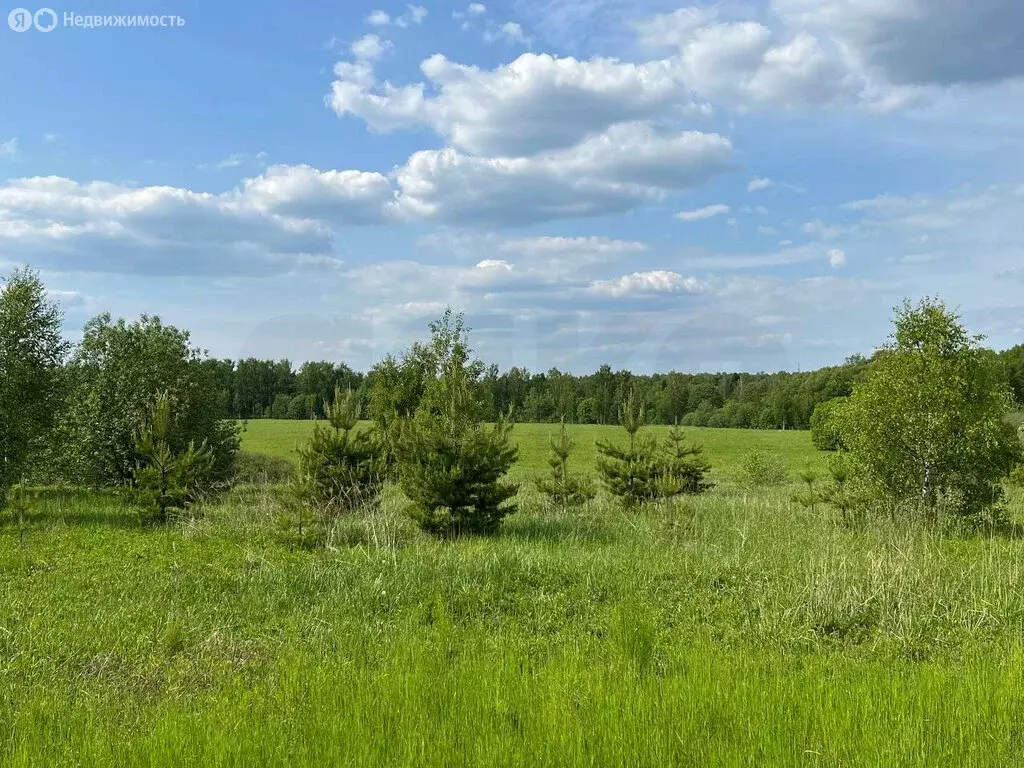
xmin=661 ymin=423 xmax=714 ymax=495
xmin=810 ymin=397 xmax=846 ymax=451
xmin=740 ymin=449 xmax=789 ymax=487
xmin=133 ymin=392 xmax=215 ymax=523
xmin=294 ymin=388 xmax=382 ymax=517
xmin=233 ymin=451 xmax=295 ymax=485
xmin=535 ymin=420 xmax=595 ymax=510
xmin=597 ymin=395 xmax=713 ymax=507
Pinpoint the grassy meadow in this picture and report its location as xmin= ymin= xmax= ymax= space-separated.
xmin=3 ymin=420 xmax=1024 ymax=765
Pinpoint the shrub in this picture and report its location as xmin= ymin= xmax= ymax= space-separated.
xmin=810 ymin=397 xmax=846 ymax=451
xmin=661 ymin=422 xmax=714 ymax=495
xmin=133 ymin=392 xmax=215 ymax=523
xmin=392 ymin=310 xmax=519 ymax=537
xmin=597 ymin=395 xmax=712 ymax=507
xmin=535 ymin=419 xmax=596 ymax=510
xmin=294 ymin=388 xmax=382 ymax=517
xmin=740 ymin=449 xmax=789 ymax=487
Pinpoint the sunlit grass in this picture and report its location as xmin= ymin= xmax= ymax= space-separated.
xmin=2 ymin=425 xmax=1023 ymax=764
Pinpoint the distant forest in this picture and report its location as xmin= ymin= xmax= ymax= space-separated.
xmin=206 ymin=345 xmax=1024 ymax=429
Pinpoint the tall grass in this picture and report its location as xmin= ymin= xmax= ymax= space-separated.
xmin=2 ymin=426 xmax=1023 ymax=764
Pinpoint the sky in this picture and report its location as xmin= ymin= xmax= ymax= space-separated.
xmin=1 ymin=0 xmax=1023 ymax=374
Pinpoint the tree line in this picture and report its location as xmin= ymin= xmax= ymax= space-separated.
xmin=189 ymin=351 xmax=1024 ymax=430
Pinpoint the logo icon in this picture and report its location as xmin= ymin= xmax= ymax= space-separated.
xmin=8 ymin=7 xmax=32 ymax=30
xmin=33 ymin=6 xmax=55 ymax=30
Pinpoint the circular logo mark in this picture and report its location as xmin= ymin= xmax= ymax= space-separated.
xmin=34 ymin=7 xmax=57 ymax=31
xmin=8 ymin=7 xmax=33 ymax=31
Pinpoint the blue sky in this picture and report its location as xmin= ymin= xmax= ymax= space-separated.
xmin=2 ymin=0 xmax=1023 ymax=373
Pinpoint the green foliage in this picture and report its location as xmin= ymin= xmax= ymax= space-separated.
xmin=133 ymin=392 xmax=215 ymax=523
xmin=837 ymin=297 xmax=1022 ymax=519
xmin=60 ymin=314 xmax=240 ymax=487
xmin=393 ymin=310 xmax=519 ymax=537
xmin=810 ymin=397 xmax=846 ymax=451
xmin=535 ymin=419 xmax=596 ymax=509
xmin=597 ymin=395 xmax=712 ymax=507
xmin=293 ymin=388 xmax=382 ymax=519
xmin=0 ymin=267 xmax=70 ymax=506
xmin=740 ymin=448 xmax=789 ymax=488
xmin=661 ymin=422 xmax=714 ymax=495
xmin=791 ymin=467 xmax=821 ymax=513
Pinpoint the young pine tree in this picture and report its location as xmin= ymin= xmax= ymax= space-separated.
xmin=598 ymin=397 xmax=713 ymax=508
xmin=294 ymin=387 xmax=382 ymax=519
xmin=133 ymin=392 xmax=215 ymax=523
xmin=395 ymin=310 xmax=519 ymax=537
xmin=535 ymin=419 xmax=595 ymax=510
xmin=595 ymin=393 xmax=664 ymax=508
xmin=659 ymin=422 xmax=713 ymax=497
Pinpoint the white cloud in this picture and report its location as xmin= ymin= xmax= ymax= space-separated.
xmin=774 ymin=0 xmax=1024 ymax=87
xmin=635 ymin=6 xmax=719 ymax=50
xmin=590 ymin=270 xmax=703 ymax=297
xmin=394 ymin=4 xmax=427 ymax=27
xmin=485 ymin=21 xmax=530 ymax=45
xmin=467 ymin=3 xmax=485 ymax=15
xmin=675 ymin=203 xmax=730 ymax=221
xmin=828 ymin=248 xmax=847 ymax=268
xmin=350 ymin=33 xmax=391 ymax=62
xmin=365 ymin=9 xmax=390 ymax=26
xmin=0 ymin=139 xmax=17 ymax=157
xmin=748 ymin=177 xmax=774 ymax=192
xmin=0 ymin=175 xmax=344 ymax=276
xmin=391 ymin=123 xmax=734 ymax=225
xmin=328 ymin=51 xmax=705 ymax=157
xmin=802 ymin=219 xmax=844 ymax=239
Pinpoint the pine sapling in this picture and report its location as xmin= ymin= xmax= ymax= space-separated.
xmin=133 ymin=392 xmax=214 ymax=524
xmin=294 ymin=387 xmax=382 ymax=520
xmin=596 ymin=393 xmax=663 ymax=508
xmin=659 ymin=422 xmax=714 ymax=497
xmin=791 ymin=466 xmax=821 ymax=514
xmin=535 ymin=419 xmax=595 ymax=510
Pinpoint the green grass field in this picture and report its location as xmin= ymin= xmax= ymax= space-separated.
xmin=3 ymin=420 xmax=1024 ymax=765
xmin=239 ymin=419 xmax=825 ymax=482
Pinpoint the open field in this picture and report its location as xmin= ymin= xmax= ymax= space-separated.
xmin=240 ymin=419 xmax=826 ymax=483
xmin=3 ymin=422 xmax=1024 ymax=765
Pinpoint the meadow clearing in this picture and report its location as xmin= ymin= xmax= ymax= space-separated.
xmin=3 ymin=420 xmax=1024 ymax=766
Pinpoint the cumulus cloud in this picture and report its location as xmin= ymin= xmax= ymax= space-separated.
xmin=365 ymin=10 xmax=390 ymax=26
xmin=0 ymin=167 xmax=399 ymax=276
xmin=350 ymin=34 xmax=391 ymax=62
xmin=590 ymin=270 xmax=703 ymax=297
xmin=391 ymin=123 xmax=734 ymax=225
xmin=675 ymin=203 xmax=730 ymax=221
xmin=0 ymin=139 xmax=17 ymax=157
xmin=748 ymin=177 xmax=774 ymax=192
xmin=828 ymin=248 xmax=847 ymax=268
xmin=328 ymin=51 xmax=706 ymax=157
